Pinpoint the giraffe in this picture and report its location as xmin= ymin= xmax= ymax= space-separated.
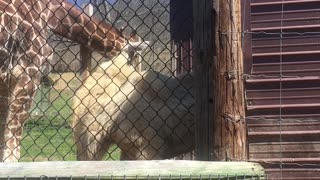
xmin=0 ymin=0 xmax=142 ymax=162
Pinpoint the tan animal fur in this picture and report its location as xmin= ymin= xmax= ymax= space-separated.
xmin=72 ymin=46 xmax=194 ymax=160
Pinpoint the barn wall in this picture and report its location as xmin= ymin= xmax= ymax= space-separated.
xmin=243 ymin=0 xmax=320 ymax=178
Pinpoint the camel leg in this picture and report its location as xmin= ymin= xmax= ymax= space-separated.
xmin=74 ymin=125 xmax=112 ymax=160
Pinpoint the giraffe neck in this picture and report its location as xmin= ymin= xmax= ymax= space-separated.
xmin=0 ymin=0 xmax=138 ymax=57
xmin=47 ymin=0 xmax=129 ymax=57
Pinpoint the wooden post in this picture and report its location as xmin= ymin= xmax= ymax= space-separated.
xmin=79 ymin=3 xmax=94 ymax=80
xmin=193 ymin=0 xmax=214 ymax=160
xmin=212 ymin=0 xmax=247 ymax=161
xmin=79 ymin=45 xmax=92 ymax=80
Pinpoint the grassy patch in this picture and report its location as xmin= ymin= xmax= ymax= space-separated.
xmin=21 ymin=73 xmax=121 ymax=161
xmin=20 ymin=125 xmax=75 ymax=161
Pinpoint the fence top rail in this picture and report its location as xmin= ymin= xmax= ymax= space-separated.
xmin=0 ymin=160 xmax=264 ymax=179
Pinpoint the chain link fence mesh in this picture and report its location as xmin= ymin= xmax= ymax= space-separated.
xmin=2 ymin=0 xmax=318 ymax=178
xmin=0 ymin=0 xmax=194 ymax=162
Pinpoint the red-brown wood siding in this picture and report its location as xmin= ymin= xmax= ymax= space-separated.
xmin=243 ymin=0 xmax=320 ymax=178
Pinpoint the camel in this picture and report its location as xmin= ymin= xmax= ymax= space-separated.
xmin=72 ymin=41 xmax=194 ymax=160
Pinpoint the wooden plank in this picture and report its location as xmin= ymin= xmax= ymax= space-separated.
xmin=266 ymin=168 xmax=320 ymax=179
xmin=251 ymin=0 xmax=320 ymax=6
xmin=0 ymin=161 xmax=265 ymax=179
xmin=242 ymin=0 xmax=253 ymax=74
xmin=192 ymin=0 xmax=214 ymax=160
xmin=250 ymin=142 xmax=320 ymax=159
xmin=79 ymin=45 xmax=92 ymax=80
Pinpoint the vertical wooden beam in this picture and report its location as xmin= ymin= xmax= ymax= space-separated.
xmin=193 ymin=0 xmax=214 ymax=160
xmin=79 ymin=45 xmax=92 ymax=80
xmin=242 ymin=0 xmax=252 ymax=75
xmin=213 ymin=0 xmax=247 ymax=161
xmin=80 ymin=3 xmax=93 ymax=80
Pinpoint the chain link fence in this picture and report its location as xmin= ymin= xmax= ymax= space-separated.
xmin=1 ymin=0 xmax=318 ymax=178
xmin=0 ymin=0 xmax=194 ymax=162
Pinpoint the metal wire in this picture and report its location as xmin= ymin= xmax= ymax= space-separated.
xmin=279 ymin=1 xmax=285 ymax=178
xmin=0 ymin=0 xmax=318 ymax=176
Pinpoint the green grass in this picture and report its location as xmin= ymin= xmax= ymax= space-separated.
xmin=21 ymin=125 xmax=75 ymax=161
xmin=20 ymin=74 xmax=121 ymax=161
